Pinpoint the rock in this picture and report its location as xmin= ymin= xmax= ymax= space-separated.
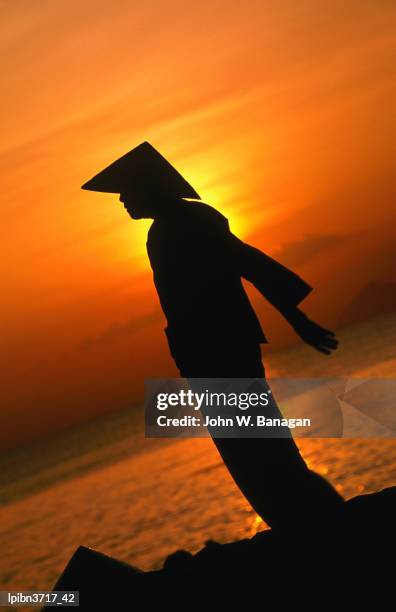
xmin=43 ymin=486 xmax=396 ymax=609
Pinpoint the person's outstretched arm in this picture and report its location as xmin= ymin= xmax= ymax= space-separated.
xmin=274 ymin=304 xmax=338 ymax=355
xmin=229 ymin=233 xmax=339 ymax=354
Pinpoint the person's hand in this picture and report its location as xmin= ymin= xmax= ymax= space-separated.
xmin=292 ymin=316 xmax=339 ymax=355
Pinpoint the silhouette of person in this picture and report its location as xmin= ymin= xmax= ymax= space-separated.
xmin=82 ymin=142 xmax=344 ymax=530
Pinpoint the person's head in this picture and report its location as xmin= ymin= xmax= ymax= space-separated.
xmin=119 ymin=183 xmax=184 ymax=220
xmin=81 ymin=142 xmax=200 ymax=217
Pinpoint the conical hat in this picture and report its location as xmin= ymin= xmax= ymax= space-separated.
xmin=81 ymin=141 xmax=200 ymax=198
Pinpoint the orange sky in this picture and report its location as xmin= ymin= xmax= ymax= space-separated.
xmin=1 ymin=0 xmax=395 ymax=450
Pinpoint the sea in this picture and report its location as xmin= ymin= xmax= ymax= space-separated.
xmin=0 ymin=312 xmax=395 ymax=602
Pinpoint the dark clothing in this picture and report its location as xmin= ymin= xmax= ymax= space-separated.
xmin=146 ymin=201 xmax=312 ymax=358
xmin=147 ymin=200 xmax=343 ymax=530
xmin=177 ymin=338 xmax=343 ymax=530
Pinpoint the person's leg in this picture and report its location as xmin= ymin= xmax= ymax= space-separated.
xmin=209 ymin=435 xmax=343 ymax=531
xmin=179 ymin=342 xmax=344 ymax=530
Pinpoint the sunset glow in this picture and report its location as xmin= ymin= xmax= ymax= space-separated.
xmin=1 ymin=0 xmax=395 ymax=448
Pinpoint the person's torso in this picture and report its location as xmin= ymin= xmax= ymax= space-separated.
xmin=146 ymin=201 xmax=267 ymax=353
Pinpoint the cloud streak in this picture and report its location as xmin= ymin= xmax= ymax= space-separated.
xmin=76 ymin=310 xmax=160 ymax=352
xmin=272 ymin=234 xmax=350 ymax=267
